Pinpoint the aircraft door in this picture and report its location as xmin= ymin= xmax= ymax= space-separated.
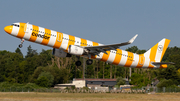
xmin=57 ymin=32 xmax=62 ymax=42
xmin=139 ymin=56 xmax=145 ymax=65
xmin=24 ymin=22 xmax=29 ymax=33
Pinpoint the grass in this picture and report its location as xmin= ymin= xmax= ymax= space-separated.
xmin=0 ymin=92 xmax=180 ymax=101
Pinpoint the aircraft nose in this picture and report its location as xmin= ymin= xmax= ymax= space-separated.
xmin=4 ymin=25 xmax=13 ymax=34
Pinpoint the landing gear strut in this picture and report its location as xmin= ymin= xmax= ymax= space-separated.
xmin=75 ymin=56 xmax=93 ymax=66
xmin=19 ymin=39 xmax=24 ymax=48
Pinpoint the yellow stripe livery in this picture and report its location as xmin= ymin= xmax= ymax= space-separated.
xmin=4 ymin=22 xmax=174 ymax=68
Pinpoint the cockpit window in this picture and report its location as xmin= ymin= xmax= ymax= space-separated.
xmin=11 ymin=24 xmax=19 ymax=27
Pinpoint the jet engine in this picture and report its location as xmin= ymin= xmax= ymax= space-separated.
xmin=68 ymin=45 xmax=84 ymax=55
xmin=52 ymin=48 xmax=71 ymax=57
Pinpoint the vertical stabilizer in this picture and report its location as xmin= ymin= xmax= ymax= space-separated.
xmin=143 ymin=38 xmax=170 ymax=62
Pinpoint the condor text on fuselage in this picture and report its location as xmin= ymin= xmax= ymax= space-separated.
xmin=32 ymin=32 xmax=50 ymax=40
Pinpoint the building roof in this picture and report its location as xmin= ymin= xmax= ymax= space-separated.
xmin=74 ymin=78 xmax=117 ymax=81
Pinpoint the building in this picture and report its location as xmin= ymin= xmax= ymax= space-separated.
xmin=54 ymin=80 xmax=86 ymax=89
xmin=54 ymin=78 xmax=117 ymax=90
xmin=74 ymin=78 xmax=117 ymax=90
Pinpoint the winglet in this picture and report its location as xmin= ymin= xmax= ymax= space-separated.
xmin=128 ymin=34 xmax=138 ymax=43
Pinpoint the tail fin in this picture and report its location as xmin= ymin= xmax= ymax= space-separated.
xmin=143 ymin=38 xmax=170 ymax=62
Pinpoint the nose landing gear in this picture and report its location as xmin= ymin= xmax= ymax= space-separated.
xmin=19 ymin=39 xmax=24 ymax=48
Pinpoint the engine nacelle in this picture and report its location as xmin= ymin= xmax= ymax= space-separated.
xmin=52 ymin=48 xmax=71 ymax=57
xmin=68 ymin=45 xmax=84 ymax=55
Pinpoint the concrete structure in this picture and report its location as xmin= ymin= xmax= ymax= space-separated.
xmin=120 ymin=85 xmax=132 ymax=91
xmin=54 ymin=80 xmax=86 ymax=89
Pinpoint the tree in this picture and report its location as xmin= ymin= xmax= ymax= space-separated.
xmin=1 ymin=46 xmax=180 ymax=88
xmin=30 ymin=66 xmax=44 ymax=82
xmin=130 ymin=73 xmax=150 ymax=87
xmin=37 ymin=72 xmax=54 ymax=87
xmin=157 ymin=65 xmax=178 ymax=80
xmin=157 ymin=79 xmax=175 ymax=88
xmin=116 ymin=77 xmax=125 ymax=86
xmin=39 ymin=49 xmax=52 ymax=66
xmin=25 ymin=45 xmax=38 ymax=58
xmin=1 ymin=52 xmax=24 ymax=83
xmin=126 ymin=46 xmax=138 ymax=53
xmin=36 ymin=76 xmax=48 ymax=87
xmin=15 ymin=48 xmax=23 ymax=56
xmin=157 ymin=65 xmax=180 ymax=85
xmin=168 ymin=54 xmax=180 ymax=70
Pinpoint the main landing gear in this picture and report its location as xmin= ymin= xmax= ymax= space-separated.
xmin=75 ymin=61 xmax=81 ymax=66
xmin=75 ymin=56 xmax=93 ymax=66
xmin=75 ymin=56 xmax=81 ymax=66
xmin=19 ymin=39 xmax=24 ymax=48
xmin=86 ymin=59 xmax=93 ymax=65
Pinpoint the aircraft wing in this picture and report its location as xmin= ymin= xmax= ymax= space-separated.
xmin=83 ymin=34 xmax=138 ymax=55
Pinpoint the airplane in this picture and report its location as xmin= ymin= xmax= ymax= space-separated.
xmin=4 ymin=22 xmax=174 ymax=68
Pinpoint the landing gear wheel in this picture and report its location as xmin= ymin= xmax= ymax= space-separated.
xmin=19 ymin=44 xmax=23 ymax=48
xmin=19 ymin=39 xmax=24 ymax=48
xmin=75 ymin=61 xmax=81 ymax=66
xmin=86 ymin=59 xmax=93 ymax=65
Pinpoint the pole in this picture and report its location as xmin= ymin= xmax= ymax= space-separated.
xmin=129 ymin=67 xmax=131 ymax=81
xmin=83 ymin=58 xmax=85 ymax=79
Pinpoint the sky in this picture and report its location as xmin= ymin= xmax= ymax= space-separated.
xmin=0 ymin=0 xmax=180 ymax=56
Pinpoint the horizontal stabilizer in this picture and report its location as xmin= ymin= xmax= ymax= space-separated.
xmin=151 ymin=62 xmax=175 ymax=65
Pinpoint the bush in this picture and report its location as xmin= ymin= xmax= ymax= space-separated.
xmin=82 ymin=87 xmax=89 ymax=91
xmin=24 ymin=83 xmax=41 ymax=90
xmin=157 ymin=79 xmax=176 ymax=88
xmin=36 ymin=76 xmax=49 ymax=87
xmin=116 ymin=77 xmax=125 ymax=86
xmin=37 ymin=72 xmax=54 ymax=87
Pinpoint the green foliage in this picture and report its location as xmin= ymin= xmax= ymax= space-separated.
xmin=36 ymin=76 xmax=49 ymax=87
xmin=15 ymin=48 xmax=23 ymax=56
xmin=0 ymin=82 xmax=42 ymax=90
xmin=130 ymin=73 xmax=150 ymax=87
xmin=0 ymin=75 xmax=5 ymax=82
xmin=168 ymin=54 xmax=180 ymax=69
xmin=31 ymin=65 xmax=69 ymax=85
xmin=25 ymin=45 xmax=38 ymax=58
xmin=82 ymin=87 xmax=89 ymax=91
xmin=38 ymin=72 xmax=54 ymax=87
xmin=30 ymin=66 xmax=44 ymax=82
xmin=0 ymin=45 xmax=180 ymax=89
xmin=157 ymin=65 xmax=180 ymax=84
xmin=0 ymin=82 xmax=14 ymax=88
xmin=116 ymin=77 xmax=125 ymax=86
xmin=23 ymin=83 xmax=41 ymax=89
xmin=157 ymin=79 xmax=175 ymax=88
xmin=126 ymin=46 xmax=138 ymax=53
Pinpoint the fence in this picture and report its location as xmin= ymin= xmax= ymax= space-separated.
xmin=0 ymin=87 xmax=180 ymax=93
xmin=149 ymin=87 xmax=180 ymax=93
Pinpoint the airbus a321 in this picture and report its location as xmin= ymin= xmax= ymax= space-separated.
xmin=4 ymin=22 xmax=174 ymax=68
